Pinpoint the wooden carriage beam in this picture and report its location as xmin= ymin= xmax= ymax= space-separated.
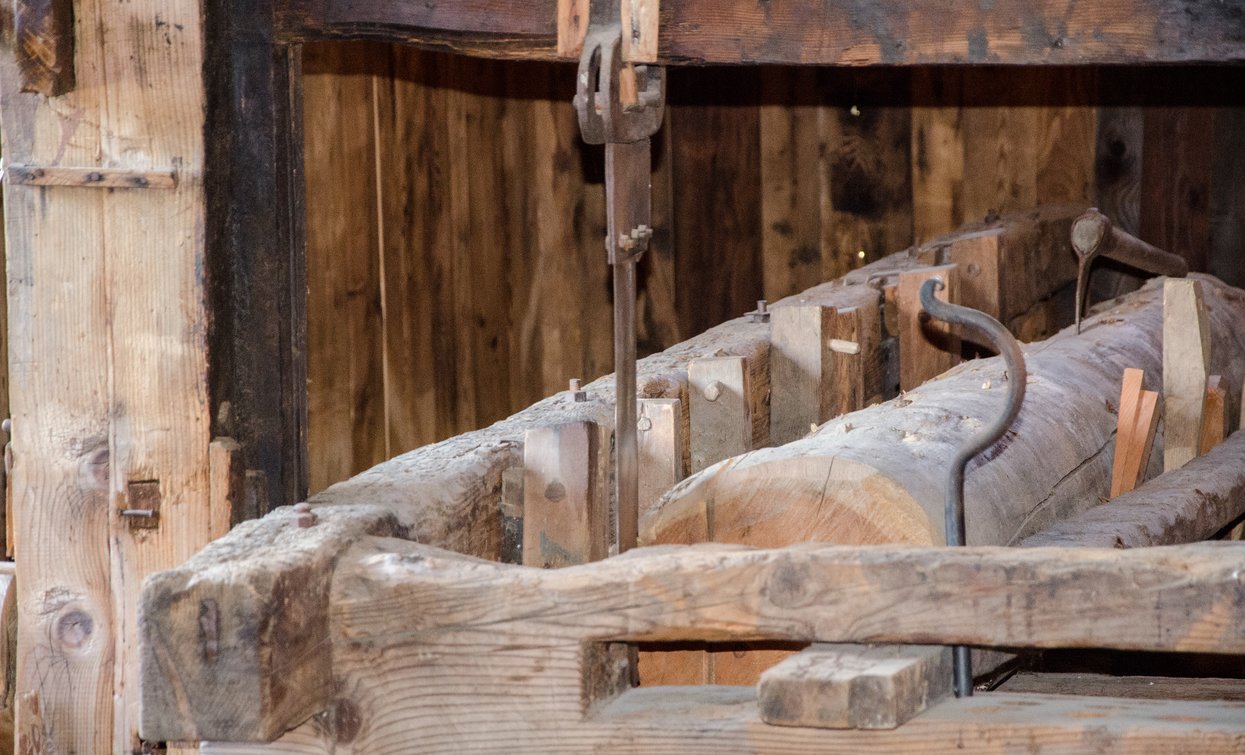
xmin=276 ymin=0 xmax=1245 ymax=65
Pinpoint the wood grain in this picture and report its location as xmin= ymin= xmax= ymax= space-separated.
xmin=897 ymin=265 xmax=960 ymax=391
xmin=1110 ymin=368 xmax=1145 ymax=498
xmin=522 ymin=422 xmax=606 ymax=567
xmin=1163 ymin=278 xmax=1210 ymax=470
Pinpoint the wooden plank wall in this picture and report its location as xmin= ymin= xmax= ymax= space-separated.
xmin=303 ymin=48 xmax=1245 ymax=493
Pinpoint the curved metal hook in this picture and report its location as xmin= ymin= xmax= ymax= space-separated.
xmin=919 ymin=276 xmax=1027 ymax=698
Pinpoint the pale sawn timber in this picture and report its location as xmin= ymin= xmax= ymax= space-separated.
xmin=643 ymin=275 xmax=1245 ymax=549
xmin=195 ymin=538 xmax=1245 ymax=753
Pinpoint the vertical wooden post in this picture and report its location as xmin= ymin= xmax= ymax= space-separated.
xmin=897 ymin=265 xmax=961 ymax=391
xmin=1163 ymin=279 xmax=1210 ymax=471
xmin=522 ymin=422 xmax=607 ymax=568
xmin=688 ymin=357 xmax=752 ymax=473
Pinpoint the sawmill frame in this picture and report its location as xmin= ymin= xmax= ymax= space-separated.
xmin=1 ymin=0 xmax=1244 ymax=753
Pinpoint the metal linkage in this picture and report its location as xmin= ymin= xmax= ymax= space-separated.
xmin=919 ymin=277 xmax=1028 ymax=698
xmin=574 ymin=18 xmax=665 ymax=555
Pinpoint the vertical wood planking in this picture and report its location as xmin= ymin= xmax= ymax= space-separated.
xmin=818 ymin=69 xmax=914 ymax=277
xmin=1 ymin=0 xmax=211 ymax=750
xmin=303 ymin=43 xmax=385 ymax=494
xmin=1142 ymin=88 xmax=1215 ymax=272
xmin=910 ymin=69 xmax=964 ymax=241
xmin=522 ymin=422 xmax=606 ymax=567
xmin=760 ymin=68 xmax=822 ymax=301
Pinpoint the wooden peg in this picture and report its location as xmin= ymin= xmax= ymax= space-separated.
xmin=1200 ymin=375 xmax=1228 ymax=455
xmin=522 ymin=421 xmax=606 ymax=568
xmin=1163 ymin=279 xmax=1210 ymax=471
xmin=897 ymin=265 xmax=960 ymax=391
xmin=1109 ymin=368 xmax=1145 ymax=498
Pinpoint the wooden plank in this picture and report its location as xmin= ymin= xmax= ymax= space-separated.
xmin=688 ymin=357 xmax=752 ymax=473
xmin=1119 ymin=389 xmax=1160 ymax=494
xmin=620 ymin=0 xmax=659 ymax=63
xmin=1201 ymin=375 xmax=1228 ymax=455
xmin=1 ymin=0 xmax=214 ymax=751
xmin=758 ymin=644 xmax=950 ymax=730
xmin=1163 ymin=278 xmax=1210 ymax=471
xmin=2 ymin=165 xmax=178 ymax=189
xmin=1000 ymin=672 xmax=1245 ymax=701
xmin=897 ymin=264 xmax=959 ymax=391
xmin=213 ymin=688 xmax=1245 ymax=754
xmin=278 ymin=0 xmax=1245 ymax=66
xmin=1022 ymin=429 xmax=1245 ymax=549
xmin=522 ymin=422 xmax=606 ymax=568
xmin=769 ymin=305 xmax=831 ymax=445
xmin=759 ymin=68 xmax=821 ymax=301
xmin=1110 ymin=368 xmax=1146 ymax=498
xmin=12 ymin=0 xmax=75 ymax=96
xmin=303 ymin=42 xmax=385 ymax=494
xmin=637 ymin=398 xmax=682 ymax=514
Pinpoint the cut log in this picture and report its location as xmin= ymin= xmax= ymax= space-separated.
xmin=644 ymin=275 xmax=1245 ymax=551
xmin=1021 ymin=429 xmax=1245 ymax=549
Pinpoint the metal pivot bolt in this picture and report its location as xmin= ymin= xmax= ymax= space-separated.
xmin=745 ymin=300 xmax=770 ymax=323
xmin=568 ymin=379 xmax=588 ymax=402
xmin=919 ymin=276 xmax=1027 ymax=698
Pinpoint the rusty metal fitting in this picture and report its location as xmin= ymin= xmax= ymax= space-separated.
xmin=745 ymin=300 xmax=770 ymax=323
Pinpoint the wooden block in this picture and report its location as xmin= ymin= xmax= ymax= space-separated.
xmin=897 ymin=264 xmax=960 ymax=391
xmin=828 ymin=306 xmax=867 ymax=416
xmin=1163 ymin=278 xmax=1210 ymax=471
xmin=1201 ymin=375 xmax=1228 ymax=455
xmin=1119 ymin=390 xmax=1161 ymax=494
xmin=1110 ymin=368 xmax=1145 ymax=499
xmin=946 ymin=229 xmax=1002 ymax=319
xmin=556 ymin=0 xmax=590 ymax=57
xmin=209 ymin=438 xmax=243 ymax=542
xmin=637 ymin=399 xmax=683 ymax=515
xmin=522 ymin=422 xmax=606 ymax=568
xmin=759 ymin=644 xmax=951 ymax=730
xmin=770 ymin=305 xmax=832 ymax=445
xmin=621 ymin=0 xmax=660 ymax=63
xmin=689 ymin=357 xmax=751 ymax=473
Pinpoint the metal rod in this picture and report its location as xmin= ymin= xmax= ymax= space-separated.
xmin=919 ymin=277 xmax=1028 ymax=697
xmin=613 ymin=258 xmax=639 ymax=552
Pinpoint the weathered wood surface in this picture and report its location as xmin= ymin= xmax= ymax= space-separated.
xmin=1021 ymin=429 xmax=1245 ymax=549
xmin=276 ymin=0 xmax=1245 ymax=66
xmin=227 ymin=538 xmax=1245 ymax=753
xmin=645 ymin=275 xmax=1245 ymax=550
xmin=1163 ymin=278 xmax=1211 ymax=470
xmin=999 ymin=672 xmax=1245 ymax=701
xmin=204 ymin=688 xmax=1245 ymax=754
xmin=522 ymin=421 xmax=607 ymax=567
xmin=12 ymin=0 xmax=75 ymax=95
xmin=758 ymin=644 xmax=950 ymax=730
xmin=2 ymin=0 xmax=213 ymax=751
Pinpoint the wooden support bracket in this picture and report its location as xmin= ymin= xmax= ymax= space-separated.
xmin=3 ymin=164 xmax=178 ymax=189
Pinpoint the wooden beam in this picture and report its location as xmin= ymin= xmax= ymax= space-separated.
xmin=1163 ymin=278 xmax=1210 ymax=471
xmin=275 ymin=0 xmax=1245 ymax=66
xmin=758 ymin=644 xmax=951 ymax=730
xmin=1022 ymin=429 xmax=1245 ymax=549
xmin=1000 ymin=672 xmax=1245 ymax=702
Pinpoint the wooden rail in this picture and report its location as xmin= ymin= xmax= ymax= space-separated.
xmin=276 ymin=0 xmax=1245 ymax=65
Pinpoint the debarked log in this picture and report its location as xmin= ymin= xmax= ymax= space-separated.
xmin=643 ymin=275 xmax=1245 ymax=549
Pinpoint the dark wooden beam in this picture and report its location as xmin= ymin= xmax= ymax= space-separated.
xmin=276 ymin=0 xmax=1245 ymax=66
xmin=205 ymin=0 xmax=308 ymax=516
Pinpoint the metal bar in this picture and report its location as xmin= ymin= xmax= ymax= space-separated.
xmin=1071 ymin=208 xmax=1188 ymax=333
xmin=613 ymin=259 xmax=638 ymax=551
xmin=920 ymin=276 xmax=1028 ymax=697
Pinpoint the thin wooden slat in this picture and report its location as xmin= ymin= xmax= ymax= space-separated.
xmin=1110 ymin=368 xmax=1146 ymax=498
xmin=3 ymin=165 xmax=177 ymax=189
xmin=758 ymin=644 xmax=951 ymax=730
xmin=1200 ymin=375 xmax=1228 ymax=455
xmin=1000 ymin=672 xmax=1245 ymax=701
xmin=897 ymin=264 xmax=959 ymax=391
xmin=688 ymin=357 xmax=752 ymax=474
xmin=1163 ymin=278 xmax=1210 ymax=471
xmin=1119 ymin=389 xmax=1160 ymax=497
xmin=522 ymin=422 xmax=606 ymax=568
